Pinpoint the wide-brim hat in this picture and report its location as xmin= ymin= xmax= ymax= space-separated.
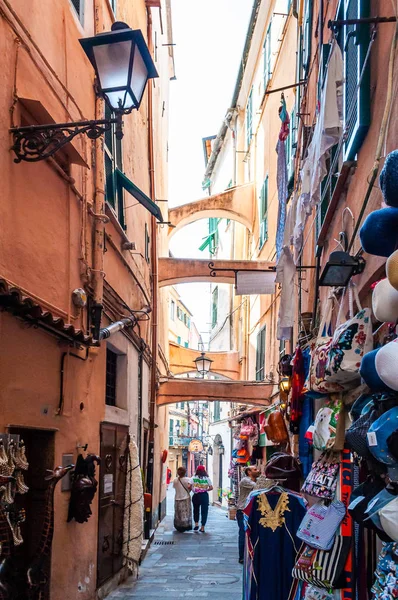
xmin=372 ymin=278 xmax=398 ymax=323
xmin=360 ymin=349 xmax=394 ymax=392
xmin=375 ymin=339 xmax=398 ymax=391
xmin=350 ymin=482 xmax=394 ymax=542
xmin=359 ymin=207 xmax=398 ymax=257
xmin=380 ymin=150 xmax=398 ymax=208
xmin=387 ymin=249 xmax=398 ymax=291
xmin=364 ymin=488 xmax=396 ymax=528
xmin=367 ymin=406 xmax=398 ymax=465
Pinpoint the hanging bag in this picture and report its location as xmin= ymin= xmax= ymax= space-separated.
xmin=297 ymin=500 xmax=346 ymax=550
xmin=264 ymin=410 xmax=289 ymax=444
xmin=301 ymin=453 xmax=340 ymax=500
xmin=325 ymin=283 xmax=373 ymax=390
xmin=307 ymin=294 xmax=344 ymax=394
xmin=312 ymin=396 xmax=345 ymax=452
xmin=292 ymin=535 xmax=351 ymax=589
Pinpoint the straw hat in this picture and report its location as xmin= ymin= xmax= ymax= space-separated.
xmin=360 ymin=207 xmax=398 ymax=257
xmin=386 ymin=249 xmax=398 ymax=291
xmin=372 ymin=278 xmax=398 ymax=322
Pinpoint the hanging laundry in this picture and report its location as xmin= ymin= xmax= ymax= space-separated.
xmin=275 ymin=96 xmax=290 ymax=260
xmin=293 ymin=41 xmax=343 ymax=256
xmin=276 ymin=246 xmax=296 ymax=340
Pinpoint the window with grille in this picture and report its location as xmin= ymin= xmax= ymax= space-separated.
xmin=212 ymin=287 xmax=218 ymax=329
xmin=70 ymin=0 xmax=84 ymax=25
xmin=104 ymin=105 xmax=125 ymax=228
xmin=259 ymin=176 xmax=268 ymax=249
xmin=255 ymin=326 xmax=266 ymax=381
xmin=105 ymin=348 xmax=118 ymax=406
xmin=246 ymin=88 xmax=253 ymax=149
xmin=263 ymin=25 xmax=272 ymax=90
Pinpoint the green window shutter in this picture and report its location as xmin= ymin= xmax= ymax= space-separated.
xmin=246 ymin=88 xmax=253 ymax=148
xmin=263 ymin=25 xmax=272 ymax=90
xmin=255 ymin=326 xmax=266 ymax=381
xmin=212 ymin=286 xmax=218 ymax=329
xmin=302 ymin=0 xmax=312 ymax=74
xmin=213 ymin=401 xmax=221 ymax=422
xmin=104 ymin=105 xmax=125 ymax=229
xmin=343 ymin=0 xmax=370 ymax=160
xmin=259 ymin=177 xmax=268 ymax=248
xmin=177 ymin=336 xmax=181 ymax=345
xmin=184 ymin=342 xmax=188 ymax=348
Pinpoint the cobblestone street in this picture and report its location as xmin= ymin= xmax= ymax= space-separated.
xmin=107 ymin=491 xmax=243 ymax=599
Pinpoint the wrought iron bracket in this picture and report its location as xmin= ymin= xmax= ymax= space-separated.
xmin=207 ymin=261 xmax=315 ymax=278
xmin=10 ymin=116 xmax=121 ymax=163
xmin=328 ymin=16 xmax=396 ymax=30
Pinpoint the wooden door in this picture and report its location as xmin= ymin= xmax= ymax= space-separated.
xmin=97 ymin=423 xmax=128 ymax=587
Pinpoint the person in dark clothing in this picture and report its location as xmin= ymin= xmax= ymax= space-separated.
xmin=236 ymin=466 xmax=260 ymax=563
xmin=191 ymin=465 xmax=213 ymax=532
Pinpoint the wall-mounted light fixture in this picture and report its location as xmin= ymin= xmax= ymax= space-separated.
xmin=319 ymin=251 xmax=366 ymax=287
xmin=10 ymin=22 xmax=158 ymax=163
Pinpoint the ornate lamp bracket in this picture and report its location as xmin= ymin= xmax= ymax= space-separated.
xmin=10 ymin=116 xmax=121 ymax=163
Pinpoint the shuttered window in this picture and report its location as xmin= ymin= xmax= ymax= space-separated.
xmin=213 ymin=401 xmax=221 ymax=422
xmin=286 ymin=109 xmax=297 ymax=180
xmin=105 ymin=349 xmax=118 ymax=406
xmin=302 ymin=0 xmax=312 ymax=74
xmin=263 ymin=24 xmax=272 ymax=90
xmin=342 ymin=0 xmax=370 ymax=160
xmin=212 ymin=287 xmax=218 ymax=329
xmin=246 ymin=88 xmax=253 ymax=149
xmin=104 ymin=105 xmax=125 ymax=229
xmin=255 ymin=326 xmax=266 ymax=381
xmin=259 ymin=176 xmax=268 ymax=249
xmin=70 ymin=0 xmax=84 ymax=25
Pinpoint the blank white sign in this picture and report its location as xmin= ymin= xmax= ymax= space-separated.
xmin=235 ymin=270 xmax=276 ymax=295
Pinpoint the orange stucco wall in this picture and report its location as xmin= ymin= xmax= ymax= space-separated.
xmin=0 ymin=0 xmax=171 ymax=598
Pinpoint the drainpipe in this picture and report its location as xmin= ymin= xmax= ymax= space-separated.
xmin=146 ymin=5 xmax=158 ymax=506
xmin=92 ymin=0 xmax=106 ymax=339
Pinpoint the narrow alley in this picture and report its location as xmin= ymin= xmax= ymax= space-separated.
xmin=107 ymin=490 xmax=243 ymax=600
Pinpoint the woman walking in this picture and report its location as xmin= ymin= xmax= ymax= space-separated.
xmin=191 ymin=465 xmax=213 ymax=533
xmin=172 ymin=467 xmax=192 ymax=532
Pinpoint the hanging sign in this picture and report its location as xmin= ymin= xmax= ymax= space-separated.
xmin=188 ymin=439 xmax=203 ymax=453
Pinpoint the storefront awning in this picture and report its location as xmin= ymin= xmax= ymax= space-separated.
xmin=116 ymin=169 xmax=163 ymax=222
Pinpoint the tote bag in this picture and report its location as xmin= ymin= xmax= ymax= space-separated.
xmin=301 ymin=454 xmax=340 ymax=500
xmin=307 ymin=295 xmax=344 ymax=394
xmin=325 ymin=284 xmax=373 ymax=390
xmin=292 ymin=535 xmax=351 ymax=589
xmin=297 ymin=500 xmax=346 ymax=550
xmin=312 ymin=396 xmax=344 ymax=452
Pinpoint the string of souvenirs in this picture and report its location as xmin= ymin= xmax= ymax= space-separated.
xmin=228 ymin=152 xmax=398 ymax=598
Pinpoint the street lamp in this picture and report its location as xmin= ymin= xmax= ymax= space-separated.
xmin=279 ymin=377 xmax=291 ymax=395
xmin=10 ymin=22 xmax=158 ymax=162
xmin=319 ymin=251 xmax=365 ymax=287
xmin=193 ymin=352 xmax=213 ymax=377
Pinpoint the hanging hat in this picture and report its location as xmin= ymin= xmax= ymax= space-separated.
xmin=387 ymin=430 xmax=398 ymax=462
xmin=379 ymin=495 xmax=398 ymax=542
xmin=372 ymin=278 xmax=398 ymax=322
xmin=364 ymin=487 xmax=396 ymax=539
xmin=379 ymin=150 xmax=398 ymax=208
xmin=386 ymin=249 xmax=398 ymax=291
xmin=367 ymin=406 xmax=398 ymax=465
xmin=360 ymin=348 xmax=393 ymax=392
xmin=359 ymin=207 xmax=398 ymax=257
xmin=375 ymin=339 xmax=398 ymax=391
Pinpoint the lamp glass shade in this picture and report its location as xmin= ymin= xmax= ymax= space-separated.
xmin=194 ymin=353 xmax=213 ymax=374
xmin=80 ymin=26 xmax=158 ymax=112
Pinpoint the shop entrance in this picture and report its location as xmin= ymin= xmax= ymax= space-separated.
xmin=7 ymin=427 xmax=55 ymax=600
xmin=97 ymin=423 xmax=128 ymax=587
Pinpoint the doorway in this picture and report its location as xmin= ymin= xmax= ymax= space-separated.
xmin=97 ymin=423 xmax=128 ymax=587
xmin=7 ymin=427 xmax=55 ymax=600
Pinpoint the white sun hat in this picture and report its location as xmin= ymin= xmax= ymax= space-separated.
xmin=372 ymin=278 xmax=398 ymax=322
xmin=375 ymin=339 xmax=398 ymax=391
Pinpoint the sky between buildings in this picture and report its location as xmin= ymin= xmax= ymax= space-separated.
xmin=168 ymin=0 xmax=253 ymax=346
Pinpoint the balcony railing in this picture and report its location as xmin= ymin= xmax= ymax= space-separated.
xmin=169 ymin=435 xmax=192 ymax=447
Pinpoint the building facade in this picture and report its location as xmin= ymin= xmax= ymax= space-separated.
xmin=0 ymin=0 xmax=174 ymax=598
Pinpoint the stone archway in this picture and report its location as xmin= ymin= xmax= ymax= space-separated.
xmin=168 ymin=183 xmax=254 ymax=239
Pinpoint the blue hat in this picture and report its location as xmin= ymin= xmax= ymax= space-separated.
xmin=360 ymin=349 xmax=394 ymax=392
xmin=368 ymin=407 xmax=398 ymax=466
xmin=364 ymin=488 xmax=396 ymax=534
xmin=359 ymin=207 xmax=398 ymax=257
xmin=380 ymin=150 xmax=398 ymax=208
